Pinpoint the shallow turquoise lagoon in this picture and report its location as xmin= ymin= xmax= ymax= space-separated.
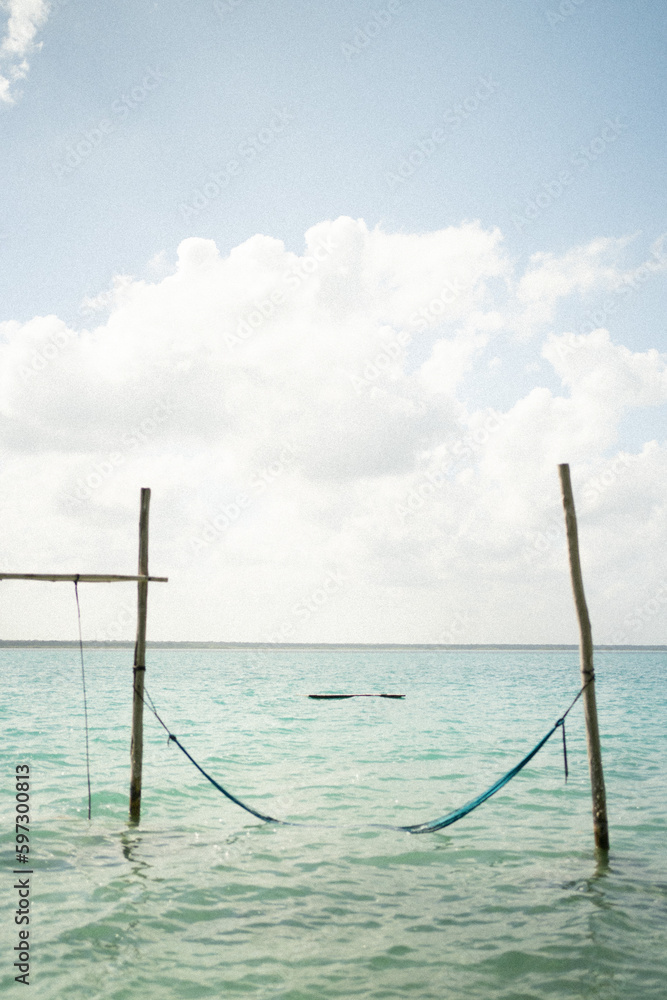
xmin=1 ymin=647 xmax=665 ymax=998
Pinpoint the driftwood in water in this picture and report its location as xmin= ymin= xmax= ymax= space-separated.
xmin=308 ymin=694 xmax=405 ymax=699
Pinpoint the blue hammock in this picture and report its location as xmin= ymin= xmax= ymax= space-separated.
xmin=144 ymin=685 xmax=583 ymax=834
xmin=395 ymin=723 xmax=559 ymax=833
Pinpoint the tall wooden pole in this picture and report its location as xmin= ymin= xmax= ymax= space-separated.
xmin=558 ymin=464 xmax=609 ymax=850
xmin=129 ymin=488 xmax=151 ymax=823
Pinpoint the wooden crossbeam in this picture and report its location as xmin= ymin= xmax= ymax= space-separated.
xmin=0 ymin=573 xmax=168 ymax=582
xmin=1 ymin=487 xmax=166 ymax=825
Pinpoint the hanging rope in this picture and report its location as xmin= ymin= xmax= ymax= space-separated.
xmin=552 ymin=677 xmax=592 ymax=787
xmin=141 ymin=680 xmax=590 ymax=834
xmin=142 ymin=688 xmax=282 ymax=824
xmin=73 ymin=579 xmax=92 ymax=821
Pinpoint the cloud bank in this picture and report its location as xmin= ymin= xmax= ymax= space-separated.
xmin=0 ymin=217 xmax=665 ymax=643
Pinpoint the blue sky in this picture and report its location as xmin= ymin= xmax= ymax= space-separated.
xmin=4 ymin=1 xmax=666 ymax=327
xmin=0 ymin=1 xmax=666 ymax=642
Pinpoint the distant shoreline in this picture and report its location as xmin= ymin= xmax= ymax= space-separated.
xmin=0 ymin=641 xmax=664 ymax=651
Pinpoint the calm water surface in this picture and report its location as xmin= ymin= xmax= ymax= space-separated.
xmin=1 ymin=648 xmax=666 ymax=999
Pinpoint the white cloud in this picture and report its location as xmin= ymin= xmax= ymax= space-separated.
xmin=544 ymin=328 xmax=667 ymax=412
xmin=0 ymin=218 xmax=665 ymax=644
xmin=0 ymin=0 xmax=49 ymax=104
xmin=513 ymin=235 xmax=636 ymax=336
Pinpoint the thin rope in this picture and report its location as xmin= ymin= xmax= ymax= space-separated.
xmin=143 ymin=687 xmax=285 ymax=824
xmin=554 ymin=676 xmax=593 ymax=785
xmin=558 ymin=675 xmax=591 ymax=720
xmin=141 ymin=681 xmax=588 ymax=834
xmin=73 ymin=579 xmax=92 ymax=821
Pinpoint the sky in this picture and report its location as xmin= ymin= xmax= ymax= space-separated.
xmin=0 ymin=0 xmax=666 ymax=643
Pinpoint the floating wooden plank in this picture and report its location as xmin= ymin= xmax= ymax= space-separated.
xmin=308 ymin=693 xmax=405 ymax=699
xmin=0 ymin=573 xmax=168 ymax=582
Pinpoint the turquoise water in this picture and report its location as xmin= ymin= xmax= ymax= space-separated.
xmin=1 ymin=647 xmax=666 ymax=999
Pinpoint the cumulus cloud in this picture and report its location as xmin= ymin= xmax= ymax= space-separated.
xmin=544 ymin=328 xmax=667 ymax=411
xmin=510 ymin=234 xmax=667 ymax=337
xmin=0 ymin=218 xmax=665 ymax=643
xmin=0 ymin=0 xmax=49 ymax=104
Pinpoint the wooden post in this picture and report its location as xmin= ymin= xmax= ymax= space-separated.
xmin=129 ymin=488 xmax=151 ymax=824
xmin=0 ymin=497 xmax=167 ymax=824
xmin=558 ymin=463 xmax=609 ymax=851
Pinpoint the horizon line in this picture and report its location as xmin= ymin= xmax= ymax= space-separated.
xmin=0 ymin=641 xmax=664 ymax=651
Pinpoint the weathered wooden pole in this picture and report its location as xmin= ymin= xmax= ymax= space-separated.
xmin=129 ymin=488 xmax=151 ymax=824
xmin=558 ymin=463 xmax=609 ymax=850
xmin=0 ymin=495 xmax=167 ymax=823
